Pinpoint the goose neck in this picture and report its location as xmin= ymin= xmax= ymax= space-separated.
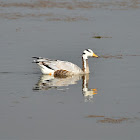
xmin=82 ymin=57 xmax=89 ymax=73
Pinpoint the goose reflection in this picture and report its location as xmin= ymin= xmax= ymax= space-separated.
xmin=33 ymin=74 xmax=97 ymax=101
xmin=82 ymin=74 xmax=97 ymax=102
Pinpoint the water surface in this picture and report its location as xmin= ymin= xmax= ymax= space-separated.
xmin=0 ymin=0 xmax=140 ymax=140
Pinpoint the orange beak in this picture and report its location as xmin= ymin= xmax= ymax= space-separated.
xmin=93 ymin=53 xmax=98 ymax=58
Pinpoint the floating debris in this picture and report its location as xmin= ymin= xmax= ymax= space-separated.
xmin=86 ymin=115 xmax=140 ymax=124
xmin=92 ymin=36 xmax=112 ymax=39
xmin=97 ymin=117 xmax=130 ymax=124
xmin=100 ymin=54 xmax=123 ymax=59
xmin=86 ymin=115 xmax=105 ymax=118
xmin=126 ymin=54 xmax=140 ymax=56
xmin=0 ymin=0 xmax=139 ymax=10
xmin=100 ymin=54 xmax=140 ymax=59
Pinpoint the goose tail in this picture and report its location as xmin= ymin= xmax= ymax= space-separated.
xmin=32 ymin=57 xmax=44 ymax=63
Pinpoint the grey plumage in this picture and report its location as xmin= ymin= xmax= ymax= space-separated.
xmin=33 ymin=57 xmax=84 ymax=75
xmin=32 ymin=49 xmax=98 ymax=75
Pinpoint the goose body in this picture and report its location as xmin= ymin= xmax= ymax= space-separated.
xmin=33 ymin=49 xmax=98 ymax=76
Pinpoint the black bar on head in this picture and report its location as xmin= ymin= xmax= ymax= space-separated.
xmin=86 ymin=49 xmax=91 ymax=52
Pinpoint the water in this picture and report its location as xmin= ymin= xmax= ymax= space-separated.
xmin=0 ymin=0 xmax=140 ymax=139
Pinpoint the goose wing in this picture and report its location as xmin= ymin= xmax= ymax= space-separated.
xmin=48 ymin=60 xmax=83 ymax=73
xmin=33 ymin=57 xmax=83 ymax=74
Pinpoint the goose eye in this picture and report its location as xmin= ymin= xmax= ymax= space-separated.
xmin=83 ymin=52 xmax=86 ymax=55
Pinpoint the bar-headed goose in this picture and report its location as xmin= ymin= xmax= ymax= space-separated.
xmin=33 ymin=49 xmax=98 ymax=76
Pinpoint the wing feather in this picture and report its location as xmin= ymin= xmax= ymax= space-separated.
xmin=33 ymin=57 xmax=83 ymax=74
xmin=47 ymin=60 xmax=83 ymax=73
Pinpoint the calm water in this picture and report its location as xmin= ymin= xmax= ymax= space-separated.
xmin=0 ymin=0 xmax=140 ymax=140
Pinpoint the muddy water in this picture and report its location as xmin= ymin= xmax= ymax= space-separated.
xmin=0 ymin=0 xmax=140 ymax=140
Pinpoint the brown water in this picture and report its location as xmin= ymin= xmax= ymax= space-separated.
xmin=0 ymin=0 xmax=140 ymax=140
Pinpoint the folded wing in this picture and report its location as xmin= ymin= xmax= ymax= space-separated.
xmin=33 ymin=57 xmax=83 ymax=74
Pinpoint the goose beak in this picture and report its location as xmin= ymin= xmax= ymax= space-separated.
xmin=92 ymin=53 xmax=98 ymax=58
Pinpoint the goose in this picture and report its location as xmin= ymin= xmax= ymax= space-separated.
xmin=33 ymin=49 xmax=98 ymax=76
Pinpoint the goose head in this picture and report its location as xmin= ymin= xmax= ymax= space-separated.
xmin=82 ymin=49 xmax=98 ymax=60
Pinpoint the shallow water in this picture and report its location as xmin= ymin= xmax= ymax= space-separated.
xmin=0 ymin=0 xmax=140 ymax=140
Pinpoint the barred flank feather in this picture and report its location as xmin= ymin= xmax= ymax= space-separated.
xmin=54 ymin=70 xmax=72 ymax=78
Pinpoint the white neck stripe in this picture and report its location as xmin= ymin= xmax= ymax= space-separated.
xmin=83 ymin=59 xmax=86 ymax=72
